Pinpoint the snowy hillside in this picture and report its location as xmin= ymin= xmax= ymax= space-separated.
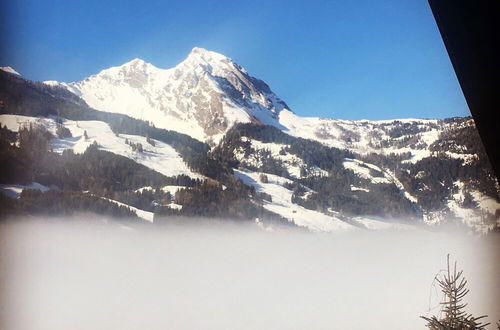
xmin=234 ymin=169 xmax=415 ymax=232
xmin=214 ymin=122 xmax=499 ymax=232
xmin=234 ymin=169 xmax=354 ymax=232
xmin=0 ymin=114 xmax=203 ymax=180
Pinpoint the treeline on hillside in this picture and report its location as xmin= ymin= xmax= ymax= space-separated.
xmin=397 ymin=155 xmax=499 ymax=211
xmin=390 ymin=119 xmax=499 ymax=210
xmin=155 ymin=177 xmax=283 ymax=221
xmin=0 ymin=189 xmax=138 ymax=220
xmin=235 ymin=148 xmax=292 ymax=179
xmin=297 ymin=171 xmax=418 ymax=219
xmin=430 ymin=118 xmax=484 ymax=155
xmin=111 ymin=189 xmax=172 ymax=213
xmin=214 ymin=123 xmax=354 ymax=172
xmin=0 ymin=70 xmax=230 ymax=180
xmin=380 ymin=120 xmax=440 ymax=139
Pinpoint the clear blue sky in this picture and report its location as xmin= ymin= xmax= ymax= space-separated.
xmin=1 ymin=0 xmax=470 ymax=120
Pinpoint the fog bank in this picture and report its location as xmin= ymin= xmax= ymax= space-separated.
xmin=1 ymin=219 xmax=499 ymax=330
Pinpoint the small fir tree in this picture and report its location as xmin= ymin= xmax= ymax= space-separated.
xmin=421 ymin=255 xmax=489 ymax=329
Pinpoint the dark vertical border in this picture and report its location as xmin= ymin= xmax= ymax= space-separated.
xmin=428 ymin=0 xmax=500 ymax=180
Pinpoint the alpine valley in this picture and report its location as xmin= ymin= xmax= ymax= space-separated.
xmin=0 ymin=48 xmax=498 ymax=232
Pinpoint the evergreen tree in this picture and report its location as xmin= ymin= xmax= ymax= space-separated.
xmin=421 ymin=255 xmax=489 ymax=329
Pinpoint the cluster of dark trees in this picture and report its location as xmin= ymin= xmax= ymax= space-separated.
xmin=399 ymin=155 xmax=499 ymax=211
xmin=380 ymin=120 xmax=439 ymax=139
xmin=111 ymin=189 xmax=171 ymax=212
xmin=214 ymin=123 xmax=354 ymax=180
xmin=430 ymin=118 xmax=484 ymax=155
xmin=0 ymin=189 xmax=138 ymax=219
xmin=125 ymin=139 xmax=144 ymax=152
xmin=297 ymin=174 xmax=418 ymax=219
xmin=155 ymin=175 xmax=281 ymax=221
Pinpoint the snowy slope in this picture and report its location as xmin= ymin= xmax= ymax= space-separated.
xmin=279 ymin=110 xmax=448 ymax=161
xmin=234 ymin=169 xmax=417 ymax=232
xmin=0 ymin=114 xmax=203 ymax=180
xmin=97 ymin=196 xmax=154 ymax=223
xmin=234 ymin=169 xmax=355 ymax=232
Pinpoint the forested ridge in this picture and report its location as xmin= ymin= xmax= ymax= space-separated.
xmin=0 ymin=122 xmax=276 ymax=222
xmin=214 ymin=121 xmax=499 ymax=223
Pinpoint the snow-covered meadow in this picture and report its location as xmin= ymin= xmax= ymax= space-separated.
xmin=1 ymin=219 xmax=499 ymax=330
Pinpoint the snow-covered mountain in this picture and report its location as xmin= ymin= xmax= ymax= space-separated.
xmin=46 ymin=47 xmax=289 ymax=143
xmin=45 ymin=48 xmax=466 ymax=162
xmin=1 ymin=50 xmax=499 ymax=233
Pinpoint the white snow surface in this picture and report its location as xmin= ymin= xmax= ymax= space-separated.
xmin=1 ymin=66 xmax=20 ymax=76
xmin=445 ymin=181 xmax=500 ymax=233
xmin=278 ymin=110 xmax=445 ymax=161
xmin=97 ymin=196 xmax=154 ymax=223
xmin=234 ymin=169 xmax=354 ymax=232
xmin=343 ymin=158 xmax=391 ymax=185
xmin=0 ymin=114 xmax=203 ymax=180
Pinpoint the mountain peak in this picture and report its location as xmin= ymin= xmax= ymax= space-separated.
xmin=190 ymin=47 xmax=209 ymax=54
xmin=94 ymin=58 xmax=157 ymax=79
xmin=120 ymin=58 xmax=153 ymax=68
xmin=127 ymin=57 xmax=146 ymax=64
xmin=1 ymin=66 xmax=21 ymax=76
xmin=55 ymin=47 xmax=291 ymax=142
xmin=186 ymin=47 xmax=231 ymax=64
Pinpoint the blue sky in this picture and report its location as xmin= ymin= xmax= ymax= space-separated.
xmin=1 ymin=0 xmax=470 ymax=120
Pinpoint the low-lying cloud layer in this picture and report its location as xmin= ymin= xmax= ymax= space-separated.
xmin=1 ymin=218 xmax=499 ymax=330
